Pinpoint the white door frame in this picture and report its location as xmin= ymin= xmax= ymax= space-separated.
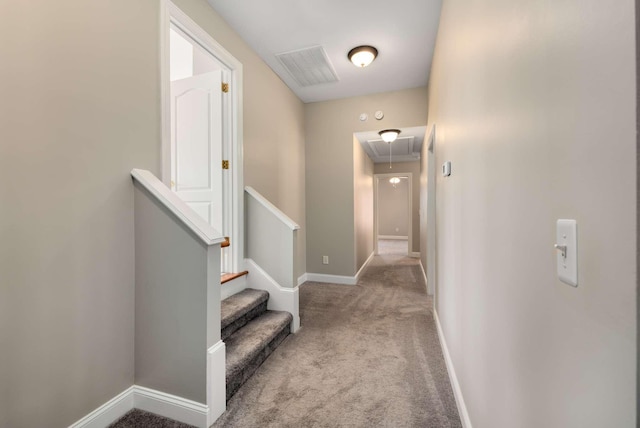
xmin=426 ymin=125 xmax=437 ymax=297
xmin=373 ymin=172 xmax=413 ymax=256
xmin=160 ymin=0 xmax=244 ymax=274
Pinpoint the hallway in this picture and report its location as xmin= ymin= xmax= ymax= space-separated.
xmin=212 ymin=254 xmax=461 ymax=427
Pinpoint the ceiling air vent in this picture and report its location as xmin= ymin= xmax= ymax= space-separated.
xmin=275 ymin=46 xmax=339 ymax=87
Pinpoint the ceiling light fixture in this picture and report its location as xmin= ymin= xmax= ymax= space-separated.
xmin=379 ymin=129 xmax=400 ymax=143
xmin=379 ymin=129 xmax=401 ymax=168
xmin=348 ymin=45 xmax=378 ymax=68
xmin=389 ymin=177 xmax=401 ymax=187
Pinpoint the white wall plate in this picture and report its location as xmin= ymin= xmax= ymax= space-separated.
xmin=556 ymin=219 xmax=578 ymax=287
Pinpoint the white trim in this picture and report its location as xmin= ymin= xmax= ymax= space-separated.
xmin=134 ymin=386 xmax=208 ymax=428
xmin=426 ymin=125 xmax=437 ymax=296
xmin=410 ymin=252 xmax=421 ymax=258
xmin=68 ymin=386 xmax=212 ymax=428
xmin=68 ymin=386 xmax=134 ymax=428
xmin=355 ymin=251 xmax=375 ymax=281
xmin=378 ymin=235 xmax=409 ymax=240
xmin=159 ymin=1 xmax=171 ymax=185
xmin=244 ymin=258 xmax=301 ymax=332
xmin=304 ymin=251 xmax=375 ymax=286
xmin=434 ymin=311 xmax=472 ymax=428
xmin=245 ymin=186 xmax=300 ymax=230
xmin=304 ymin=273 xmax=356 ymax=285
xmin=419 ymin=259 xmax=429 ymax=294
xmin=160 ymin=0 xmax=245 ymax=273
xmin=297 ymin=273 xmax=308 ymax=286
xmin=131 ymin=169 xmax=225 ymax=246
xmin=206 ymin=341 xmax=226 ymax=426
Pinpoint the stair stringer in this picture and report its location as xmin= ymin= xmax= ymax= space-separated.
xmin=243 ymin=258 xmax=300 ymax=333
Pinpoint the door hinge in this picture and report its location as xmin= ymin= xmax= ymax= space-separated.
xmin=222 ymin=160 xmax=229 ymax=170
xmin=221 ymin=82 xmax=229 ymax=93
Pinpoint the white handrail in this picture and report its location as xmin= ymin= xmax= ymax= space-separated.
xmin=131 ymin=169 xmax=226 ymax=246
xmin=245 ymin=186 xmax=300 ymax=231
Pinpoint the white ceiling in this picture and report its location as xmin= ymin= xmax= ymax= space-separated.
xmin=355 ymin=126 xmax=427 ymax=164
xmin=207 ymin=0 xmax=443 ymax=103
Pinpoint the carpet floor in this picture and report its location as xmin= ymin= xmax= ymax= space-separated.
xmin=111 ymin=253 xmax=461 ymax=427
xmin=213 ymin=253 xmax=461 ymax=427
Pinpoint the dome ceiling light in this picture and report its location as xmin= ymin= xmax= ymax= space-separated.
xmin=348 ymin=45 xmax=378 ymax=68
xmin=378 ymin=129 xmax=401 ymax=168
xmin=379 ymin=129 xmax=400 ymax=143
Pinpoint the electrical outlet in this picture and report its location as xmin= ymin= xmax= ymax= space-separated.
xmin=322 ymin=256 xmax=329 ymax=265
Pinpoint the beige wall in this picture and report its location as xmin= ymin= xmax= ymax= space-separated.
xmin=636 ymin=0 xmax=640 ymax=416
xmin=305 ymin=87 xmax=428 ymax=276
xmin=426 ymin=0 xmax=636 ymax=426
xmin=0 ymin=0 xmax=305 ymax=426
xmin=353 ymin=136 xmax=375 ymax=272
xmin=375 ymin=161 xmax=421 ymax=253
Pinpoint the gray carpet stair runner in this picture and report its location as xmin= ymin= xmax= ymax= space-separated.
xmin=221 ymin=288 xmax=292 ymax=401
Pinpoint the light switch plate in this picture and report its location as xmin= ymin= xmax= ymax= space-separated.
xmin=556 ymin=219 xmax=578 ymax=287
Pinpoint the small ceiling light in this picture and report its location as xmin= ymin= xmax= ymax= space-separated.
xmin=379 ymin=129 xmax=401 ymax=168
xmin=389 ymin=177 xmax=401 ymax=184
xmin=379 ymin=129 xmax=401 ymax=143
xmin=348 ymin=45 xmax=378 ymax=68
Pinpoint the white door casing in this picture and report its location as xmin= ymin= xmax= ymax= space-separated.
xmin=426 ymin=125 xmax=436 ymax=297
xmin=170 ymin=71 xmax=223 ymax=233
xmin=161 ymin=0 xmax=244 ymax=275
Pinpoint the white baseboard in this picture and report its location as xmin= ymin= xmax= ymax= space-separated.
xmin=297 ymin=272 xmax=308 ymax=286
xmin=68 ymin=385 xmax=212 ymax=428
xmin=206 ymin=341 xmax=226 ymax=426
xmin=355 ymin=251 xmax=375 ymax=281
xmin=434 ymin=310 xmax=472 ymax=428
xmin=419 ymin=259 xmax=430 ymax=295
xmin=410 ymin=251 xmax=421 ymax=258
xmin=69 ymin=386 xmax=134 ymax=428
xmin=304 ymin=272 xmax=357 ymax=285
xmin=378 ymin=235 xmax=408 ymax=240
xmin=244 ymin=258 xmax=300 ymax=333
xmin=134 ymin=386 xmax=208 ymax=428
xmin=304 ymin=251 xmax=375 ymax=286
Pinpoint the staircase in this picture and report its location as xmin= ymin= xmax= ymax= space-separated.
xmin=221 ymin=287 xmax=293 ymax=401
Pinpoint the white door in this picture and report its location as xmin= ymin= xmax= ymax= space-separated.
xmin=170 ymin=71 xmax=223 ymax=234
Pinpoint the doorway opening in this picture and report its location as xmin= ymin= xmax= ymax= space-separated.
xmin=161 ymin=1 xmax=244 ymax=275
xmin=374 ymin=173 xmax=413 ymax=256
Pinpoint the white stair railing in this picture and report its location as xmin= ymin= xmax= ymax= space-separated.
xmin=244 ymin=187 xmax=300 ymax=332
xmin=245 ymin=186 xmax=299 ymax=288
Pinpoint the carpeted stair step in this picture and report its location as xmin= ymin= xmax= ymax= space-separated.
xmin=221 ymin=288 xmax=269 ymax=341
xmin=225 ymin=310 xmax=293 ymax=401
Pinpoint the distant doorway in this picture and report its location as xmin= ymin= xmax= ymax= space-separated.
xmin=374 ymin=173 xmax=412 ymax=256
